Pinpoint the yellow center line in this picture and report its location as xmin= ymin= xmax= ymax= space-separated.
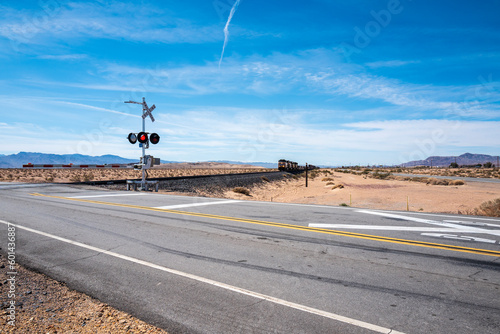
xmin=29 ymin=193 xmax=500 ymax=257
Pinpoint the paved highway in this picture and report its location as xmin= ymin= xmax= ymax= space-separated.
xmin=393 ymin=173 xmax=500 ymax=184
xmin=1 ymin=183 xmax=499 ymax=333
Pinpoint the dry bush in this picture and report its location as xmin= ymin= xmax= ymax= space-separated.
xmin=426 ymin=178 xmax=449 ymax=186
xmin=332 ymin=184 xmax=344 ymax=190
xmin=474 ymin=198 xmax=500 ymax=217
xmin=371 ymin=171 xmax=391 ymax=180
xmin=69 ymin=174 xmax=81 ymax=182
xmin=326 ymin=181 xmax=335 ymax=186
xmin=261 ymin=176 xmax=270 ymax=182
xmin=450 ymin=180 xmax=465 ymax=186
xmin=322 ymin=177 xmax=334 ymax=182
xmin=83 ymin=172 xmax=94 ymax=182
xmin=233 ymin=187 xmax=251 ymax=196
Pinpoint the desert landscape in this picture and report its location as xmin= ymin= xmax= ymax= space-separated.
xmin=1 ymin=165 xmax=499 ymax=216
xmin=221 ymin=169 xmax=500 ymax=216
xmin=2 ymin=165 xmax=500 ymax=333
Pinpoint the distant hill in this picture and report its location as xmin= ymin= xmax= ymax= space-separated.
xmin=0 ymin=152 xmax=138 ymax=168
xmin=0 ymin=152 xmax=277 ymax=169
xmin=156 ymin=161 xmax=271 ymax=169
xmin=208 ymin=160 xmax=277 ymax=169
xmin=402 ymin=153 xmax=500 ymax=167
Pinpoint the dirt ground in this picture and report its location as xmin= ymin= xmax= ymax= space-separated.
xmin=222 ymin=170 xmax=500 ymax=214
xmin=0 ymin=253 xmax=168 ymax=334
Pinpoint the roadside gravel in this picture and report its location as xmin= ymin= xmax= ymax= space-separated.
xmin=0 ymin=252 xmax=168 ymax=334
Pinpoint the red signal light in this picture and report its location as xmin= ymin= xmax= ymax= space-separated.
xmin=137 ymin=132 xmax=148 ymax=144
xmin=150 ymin=133 xmax=160 ymax=144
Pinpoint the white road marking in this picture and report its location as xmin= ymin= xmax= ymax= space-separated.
xmin=443 ymin=220 xmax=499 ymax=227
xmin=308 ymin=224 xmax=466 ymax=232
xmin=0 ymin=219 xmax=404 ymax=334
xmin=155 ymin=200 xmax=240 ymax=210
xmin=421 ymin=233 xmax=498 ymax=244
xmin=70 ymin=193 xmax=147 ymax=198
xmin=356 ymin=210 xmax=500 ymax=237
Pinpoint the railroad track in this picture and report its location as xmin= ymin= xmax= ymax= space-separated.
xmin=66 ymin=170 xmax=286 ymax=186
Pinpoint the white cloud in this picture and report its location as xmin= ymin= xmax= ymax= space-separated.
xmin=365 ymin=60 xmax=421 ymax=68
xmin=53 ymin=50 xmax=498 ymax=120
xmin=0 ymin=2 xmax=221 ymax=45
xmin=37 ymin=54 xmax=88 ymax=60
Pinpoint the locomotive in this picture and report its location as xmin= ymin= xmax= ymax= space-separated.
xmin=278 ymin=159 xmax=318 ymax=172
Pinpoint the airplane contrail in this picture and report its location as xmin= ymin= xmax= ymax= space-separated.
xmin=218 ymin=0 xmax=241 ymax=68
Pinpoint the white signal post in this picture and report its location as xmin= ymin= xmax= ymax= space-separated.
xmin=124 ymin=97 xmax=158 ymax=191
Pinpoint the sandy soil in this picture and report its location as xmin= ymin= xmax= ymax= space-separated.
xmin=223 ymin=170 xmax=500 ymax=214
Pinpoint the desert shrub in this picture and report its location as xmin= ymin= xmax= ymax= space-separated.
xmin=450 ymin=180 xmax=465 ymax=186
xmin=411 ymin=177 xmax=428 ymax=183
xmin=322 ymin=177 xmax=334 ymax=182
xmin=310 ymin=171 xmax=319 ymax=179
xmin=261 ymin=176 xmax=270 ymax=182
xmin=70 ymin=175 xmax=81 ymax=182
xmin=332 ymin=184 xmax=344 ymax=190
xmin=233 ymin=187 xmax=250 ymax=196
xmin=426 ymin=178 xmax=449 ymax=185
xmin=45 ymin=176 xmax=54 ymax=182
xmin=326 ymin=181 xmax=335 ymax=186
xmin=474 ymin=198 xmax=500 ymax=217
xmin=372 ymin=171 xmax=392 ymax=179
xmin=339 ymin=203 xmax=349 ymax=207
xmin=83 ymin=173 xmax=94 ymax=182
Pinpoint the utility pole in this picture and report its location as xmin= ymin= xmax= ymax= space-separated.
xmin=305 ymin=163 xmax=308 ymax=188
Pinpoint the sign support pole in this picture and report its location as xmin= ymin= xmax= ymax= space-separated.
xmin=124 ymin=97 xmax=158 ymax=191
xmin=141 ymin=97 xmax=147 ymax=188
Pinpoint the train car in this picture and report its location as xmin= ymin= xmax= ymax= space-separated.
xmin=278 ymin=159 xmax=319 ymax=172
xmin=278 ymin=159 xmax=287 ymax=171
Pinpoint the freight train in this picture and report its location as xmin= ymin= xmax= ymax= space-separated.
xmin=278 ymin=159 xmax=318 ymax=172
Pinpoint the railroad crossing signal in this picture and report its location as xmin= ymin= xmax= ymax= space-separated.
xmin=143 ymin=104 xmax=156 ymax=122
xmin=127 ymin=133 xmax=137 ymax=144
xmin=138 ymin=132 xmax=148 ymax=144
xmin=150 ymin=133 xmax=160 ymax=145
xmin=127 ymin=132 xmax=160 ymax=146
xmin=124 ymin=97 xmax=162 ymax=191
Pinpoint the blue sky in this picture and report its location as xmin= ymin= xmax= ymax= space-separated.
xmin=1 ymin=0 xmax=499 ymax=166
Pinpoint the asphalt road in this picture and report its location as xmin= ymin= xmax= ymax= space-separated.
xmin=393 ymin=173 xmax=500 ymax=184
xmin=1 ymin=183 xmax=499 ymax=334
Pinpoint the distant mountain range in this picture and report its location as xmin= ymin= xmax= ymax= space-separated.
xmin=0 ymin=152 xmax=139 ymax=168
xmin=0 ymin=152 xmax=278 ymax=169
xmin=207 ymin=160 xmax=277 ymax=169
xmin=402 ymin=153 xmax=500 ymax=167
